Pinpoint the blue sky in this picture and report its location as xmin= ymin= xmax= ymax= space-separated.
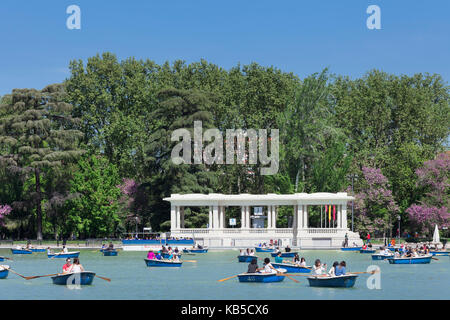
xmin=0 ymin=0 xmax=449 ymax=96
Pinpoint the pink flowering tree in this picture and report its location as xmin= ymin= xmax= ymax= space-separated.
xmin=0 ymin=204 xmax=12 ymax=226
xmin=117 ymin=178 xmax=143 ymax=232
xmin=351 ymin=167 xmax=399 ymax=237
xmin=406 ymin=152 xmax=450 ymax=235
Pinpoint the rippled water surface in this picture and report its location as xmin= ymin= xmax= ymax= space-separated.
xmin=1 ymin=249 xmax=449 ymax=300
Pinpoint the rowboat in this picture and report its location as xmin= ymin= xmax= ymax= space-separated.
xmin=0 ymin=265 xmax=9 ymax=279
xmin=102 ymin=250 xmax=118 ymax=256
xmin=371 ymin=253 xmax=393 ymax=260
xmin=237 ymin=268 xmax=287 ymax=283
xmin=237 ymin=272 xmax=285 ymax=283
xmin=47 ymin=251 xmax=80 ymax=259
xmin=183 ymin=248 xmax=208 ymax=253
xmin=237 ymin=255 xmax=258 ymax=263
xmin=270 ymin=252 xmax=298 ymax=258
xmin=255 ymin=247 xmax=275 ymax=253
xmin=11 ymin=249 xmax=33 ymax=255
xmin=144 ymin=258 xmax=182 ymax=267
xmin=51 ymin=272 xmax=96 ymax=285
xmin=360 ymin=249 xmax=376 ymax=253
xmin=0 ymin=257 xmax=5 ymax=262
xmin=430 ymin=251 xmax=449 ymax=256
xmin=387 ymin=255 xmax=432 ymax=264
xmin=340 ymin=247 xmax=362 ymax=251
xmin=30 ymin=248 xmax=46 ymax=253
xmin=307 ymin=274 xmax=358 ymax=288
xmin=271 ymin=262 xmax=311 ymax=273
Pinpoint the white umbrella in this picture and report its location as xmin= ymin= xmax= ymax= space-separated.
xmin=432 ymin=224 xmax=440 ymax=244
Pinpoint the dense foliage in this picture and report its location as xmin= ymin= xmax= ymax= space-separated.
xmin=0 ymin=52 xmax=448 ymax=239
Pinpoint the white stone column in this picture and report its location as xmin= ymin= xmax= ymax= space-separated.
xmin=336 ymin=205 xmax=341 ymax=229
xmin=246 ymin=206 xmax=251 ymax=229
xmin=241 ymin=206 xmax=246 ymax=228
xmin=218 ymin=206 xmax=223 ymax=229
xmin=293 ymin=205 xmax=298 ymax=229
xmin=267 ymin=206 xmax=272 ymax=229
xmin=272 ymin=206 xmax=277 ymax=228
xmin=220 ymin=206 xmax=225 ymax=229
xmin=180 ymin=207 xmax=185 ymax=228
xmin=297 ymin=204 xmax=304 ymax=230
xmin=175 ymin=206 xmax=181 ymax=229
xmin=342 ymin=204 xmax=348 ymax=229
xmin=170 ymin=205 xmax=176 ymax=231
xmin=213 ymin=205 xmax=219 ymax=229
xmin=303 ymin=205 xmax=308 ymax=228
xmin=208 ymin=206 xmax=213 ymax=229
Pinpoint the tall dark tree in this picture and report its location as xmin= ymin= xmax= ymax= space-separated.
xmin=0 ymin=84 xmax=83 ymax=239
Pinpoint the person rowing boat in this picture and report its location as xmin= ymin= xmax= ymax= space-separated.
xmin=257 ymin=258 xmax=278 ymax=274
xmin=311 ymin=259 xmax=327 ymax=275
xmin=247 ymin=258 xmax=259 ymax=273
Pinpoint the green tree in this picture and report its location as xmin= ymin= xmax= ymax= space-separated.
xmin=66 ymin=155 xmax=121 ymax=237
xmin=0 ymin=84 xmax=83 ymax=239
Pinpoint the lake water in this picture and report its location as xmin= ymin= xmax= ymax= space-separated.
xmin=1 ymin=249 xmax=449 ymax=300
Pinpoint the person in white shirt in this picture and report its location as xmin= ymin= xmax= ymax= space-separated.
xmin=311 ymin=259 xmax=327 ymax=275
xmin=67 ymin=258 xmax=84 ymax=273
xmin=328 ymin=261 xmax=339 ymax=276
xmin=249 ymin=250 xmax=255 ymax=256
xmin=258 ymin=258 xmax=278 ymax=274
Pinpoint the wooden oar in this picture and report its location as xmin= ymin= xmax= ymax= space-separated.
xmin=181 ymin=260 xmax=197 ymax=263
xmin=218 ymin=274 xmax=238 ymax=282
xmin=7 ymin=268 xmax=30 ymax=279
xmin=25 ymin=273 xmax=60 ymax=280
xmin=431 ymin=257 xmax=439 ymax=261
xmin=278 ymin=273 xmax=299 ymax=283
xmin=348 ymin=270 xmax=379 ymax=275
xmin=95 ymin=275 xmax=111 ymax=282
xmin=50 ymin=252 xmax=63 ymax=259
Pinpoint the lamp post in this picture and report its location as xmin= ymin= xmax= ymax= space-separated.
xmin=397 ymin=215 xmax=401 ymax=244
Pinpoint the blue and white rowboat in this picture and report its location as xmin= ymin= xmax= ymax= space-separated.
xmin=183 ymin=248 xmax=208 ymax=253
xmin=30 ymin=248 xmax=46 ymax=253
xmin=307 ymin=274 xmax=358 ymax=288
xmin=0 ymin=257 xmax=5 ymax=262
xmin=371 ymin=253 xmax=394 ymax=260
xmin=270 ymin=252 xmax=298 ymax=258
xmin=47 ymin=252 xmax=80 ymax=259
xmin=51 ymin=272 xmax=96 ymax=285
xmin=360 ymin=249 xmax=376 ymax=254
xmin=144 ymin=258 xmax=182 ymax=267
xmin=387 ymin=255 xmax=432 ymax=264
xmin=255 ymin=247 xmax=275 ymax=253
xmin=11 ymin=249 xmax=33 ymax=255
xmin=271 ymin=262 xmax=311 ymax=273
xmin=237 ymin=255 xmax=258 ymax=263
xmin=340 ymin=247 xmax=362 ymax=251
xmin=430 ymin=251 xmax=449 ymax=256
xmin=102 ymin=250 xmax=118 ymax=256
xmin=237 ymin=268 xmax=287 ymax=283
xmin=0 ymin=266 xmax=9 ymax=279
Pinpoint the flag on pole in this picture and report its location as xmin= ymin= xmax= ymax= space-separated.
xmin=328 ymin=205 xmax=331 ymax=222
xmin=333 ymin=205 xmax=336 ymax=221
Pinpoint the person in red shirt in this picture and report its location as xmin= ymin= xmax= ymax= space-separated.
xmin=367 ymin=233 xmax=371 ymax=243
xmin=62 ymin=258 xmax=72 ymax=274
